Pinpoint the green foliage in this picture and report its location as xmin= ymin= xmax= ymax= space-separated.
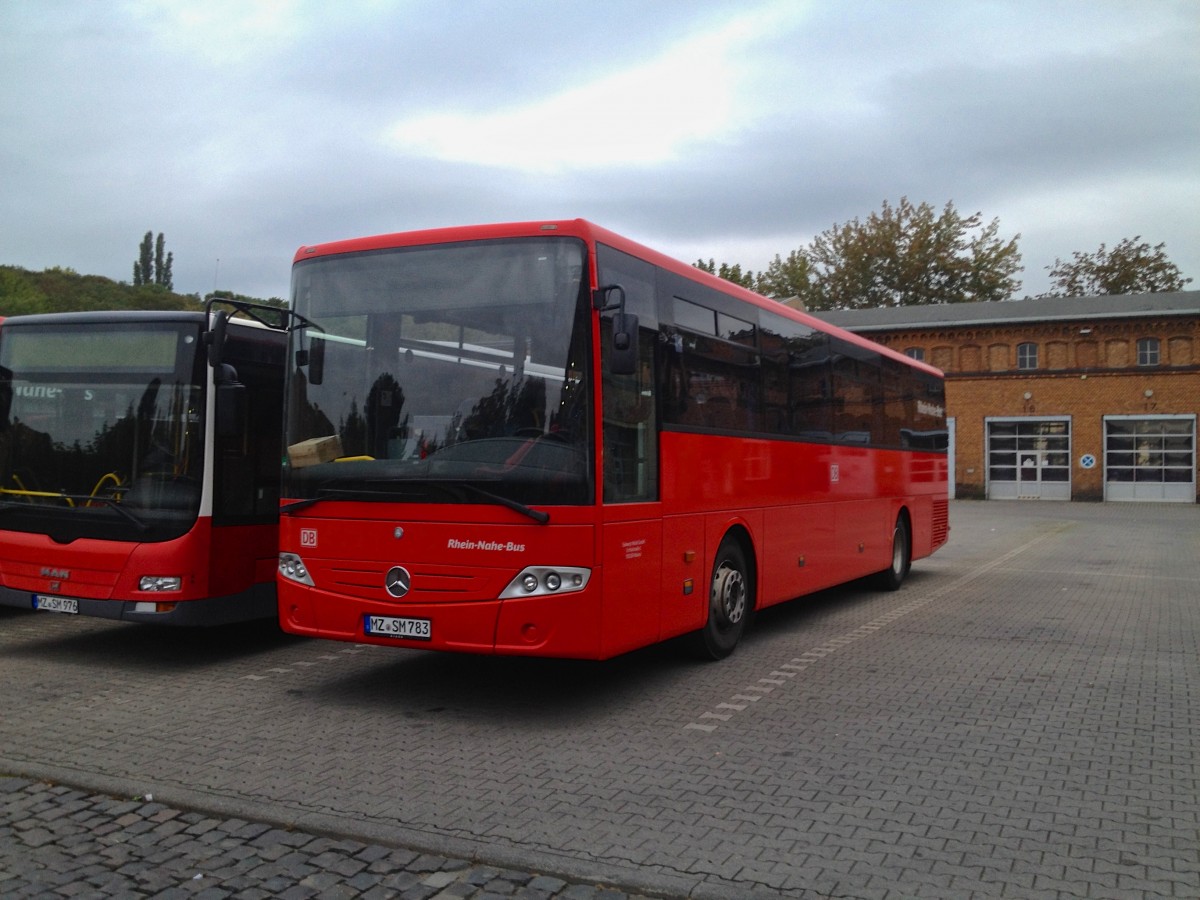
xmin=133 ymin=230 xmax=174 ymax=290
xmin=1043 ymin=237 xmax=1192 ymax=297
xmin=210 ymin=290 xmax=287 ymax=309
xmin=805 ymin=198 xmax=1022 ymax=310
xmin=0 ymin=264 xmax=204 ymax=316
xmin=155 ymin=232 xmax=174 ymax=291
xmin=0 ymin=267 xmax=48 ymax=317
xmin=134 ymin=231 xmax=153 ymax=286
xmin=756 ymin=249 xmax=812 ymax=302
xmin=717 ymin=262 xmax=756 ymax=290
xmin=694 ymin=258 xmax=759 ymax=291
xmin=694 ymin=198 xmax=1022 ymax=309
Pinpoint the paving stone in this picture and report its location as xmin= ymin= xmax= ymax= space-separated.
xmin=1 ymin=502 xmax=1197 ymax=899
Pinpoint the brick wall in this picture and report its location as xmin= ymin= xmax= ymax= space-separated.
xmin=866 ymin=314 xmax=1200 ymax=501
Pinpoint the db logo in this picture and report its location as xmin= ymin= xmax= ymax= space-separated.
xmin=299 ymin=529 xmax=318 ymax=548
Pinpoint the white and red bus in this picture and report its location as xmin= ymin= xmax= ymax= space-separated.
xmin=277 ymin=220 xmax=949 ymax=659
xmin=0 ymin=303 xmax=286 ymax=625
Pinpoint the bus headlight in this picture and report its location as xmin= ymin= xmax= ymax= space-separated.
xmin=139 ymin=576 xmax=182 ymax=592
xmin=500 ymin=566 xmax=590 ymax=599
xmin=279 ymin=552 xmax=315 ymax=586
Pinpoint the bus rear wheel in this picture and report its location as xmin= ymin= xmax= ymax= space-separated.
xmin=875 ymin=514 xmax=910 ymax=591
xmin=692 ymin=537 xmax=751 ymax=660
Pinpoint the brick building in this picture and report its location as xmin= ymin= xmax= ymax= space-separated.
xmin=813 ymin=291 xmax=1199 ymax=502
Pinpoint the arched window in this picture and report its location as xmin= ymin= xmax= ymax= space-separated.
xmin=1137 ymin=337 xmax=1160 ymax=366
xmin=1017 ymin=342 xmax=1038 ymax=370
xmin=904 ymin=347 xmax=925 ymax=361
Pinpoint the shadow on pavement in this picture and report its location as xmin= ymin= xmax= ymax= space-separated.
xmin=3 ymin=615 xmax=306 ymax=671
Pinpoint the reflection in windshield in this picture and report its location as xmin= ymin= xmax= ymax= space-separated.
xmin=284 ymin=237 xmax=593 ymax=507
xmin=0 ymin=322 xmax=205 ymax=541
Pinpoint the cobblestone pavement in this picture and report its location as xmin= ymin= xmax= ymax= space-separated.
xmin=0 ymin=776 xmax=660 ymax=900
xmin=2 ymin=501 xmax=1199 ymax=898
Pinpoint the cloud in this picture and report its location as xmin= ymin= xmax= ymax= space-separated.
xmin=0 ymin=1 xmax=1196 ymax=303
xmin=384 ymin=3 xmax=801 ymax=173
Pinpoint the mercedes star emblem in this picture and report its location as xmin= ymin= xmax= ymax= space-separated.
xmin=385 ymin=566 xmax=411 ymax=598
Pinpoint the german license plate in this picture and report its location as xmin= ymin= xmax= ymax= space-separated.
xmin=33 ymin=595 xmax=78 ymax=614
xmin=364 ymin=614 xmax=431 ymax=641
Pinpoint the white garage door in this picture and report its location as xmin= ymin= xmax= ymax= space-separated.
xmin=1104 ymin=416 xmax=1196 ymax=502
xmin=986 ymin=418 xmax=1071 ymax=500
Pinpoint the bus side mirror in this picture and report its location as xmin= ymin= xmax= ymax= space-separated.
xmin=207 ymin=310 xmax=230 ymax=369
xmin=594 ymin=284 xmax=638 ymax=375
xmin=309 ymin=335 xmax=325 ymax=385
xmin=0 ymin=368 xmax=11 ymax=432
xmin=215 ymin=379 xmax=246 ymax=439
xmin=610 ymin=312 xmax=639 ymax=376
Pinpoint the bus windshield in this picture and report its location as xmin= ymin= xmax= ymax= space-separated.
xmin=284 ymin=237 xmax=594 ymax=508
xmin=0 ymin=321 xmax=206 ymax=542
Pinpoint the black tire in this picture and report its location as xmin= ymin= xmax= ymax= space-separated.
xmin=692 ymin=536 xmax=752 ymax=660
xmin=875 ymin=515 xmax=911 ymax=591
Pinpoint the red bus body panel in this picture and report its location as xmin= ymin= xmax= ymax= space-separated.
xmin=279 ymin=437 xmax=948 ymax=658
xmin=279 ymin=505 xmax=604 ymax=657
xmin=0 ymin=517 xmax=278 ymax=625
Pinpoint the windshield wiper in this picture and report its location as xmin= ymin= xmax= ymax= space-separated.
xmin=0 ymin=494 xmax=147 ymax=531
xmin=280 ymin=496 xmax=321 ymax=515
xmin=83 ymin=496 xmax=149 ymax=530
xmin=456 ymin=483 xmax=549 ymax=525
xmin=280 ymin=486 xmax=410 ymax=515
xmin=281 ymin=483 xmax=550 ymax=524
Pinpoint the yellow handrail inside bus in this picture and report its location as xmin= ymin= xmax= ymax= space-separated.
xmin=0 ymin=487 xmax=76 ymax=507
xmin=90 ymin=472 xmax=124 ymax=497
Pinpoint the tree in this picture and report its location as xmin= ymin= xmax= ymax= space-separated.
xmin=755 ymin=249 xmax=812 ymax=303
xmin=1043 ymin=237 xmax=1192 ymax=297
xmin=804 ymin=198 xmax=1022 ymax=310
xmin=133 ymin=231 xmax=153 ymax=286
xmin=0 ymin=266 xmax=49 ymax=316
xmin=155 ymin=232 xmax=174 ymax=290
xmin=132 ymin=230 xmax=174 ymax=290
xmin=694 ymin=258 xmax=757 ymax=290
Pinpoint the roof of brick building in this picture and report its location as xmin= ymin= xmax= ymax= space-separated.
xmin=811 ymin=290 xmax=1200 ymax=332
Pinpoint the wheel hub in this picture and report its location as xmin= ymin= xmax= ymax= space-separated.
xmin=711 ymin=564 xmax=746 ymax=627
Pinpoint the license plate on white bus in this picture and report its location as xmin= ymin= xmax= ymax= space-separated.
xmin=33 ymin=595 xmax=79 ymax=615
xmin=364 ymin=614 xmax=431 ymax=641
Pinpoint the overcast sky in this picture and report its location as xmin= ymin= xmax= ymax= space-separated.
xmin=3 ymin=1 xmax=1197 ymax=303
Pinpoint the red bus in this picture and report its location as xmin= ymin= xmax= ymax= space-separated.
xmin=0 ymin=304 xmax=286 ymax=625
xmin=277 ymin=220 xmax=949 ymax=659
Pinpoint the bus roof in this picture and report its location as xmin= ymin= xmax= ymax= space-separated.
xmin=1 ymin=310 xmax=208 ymax=328
xmin=0 ymin=309 xmax=277 ymax=334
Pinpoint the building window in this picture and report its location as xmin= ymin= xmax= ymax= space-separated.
xmin=904 ymin=347 xmax=925 ymax=361
xmin=1017 ymin=342 xmax=1038 ymax=370
xmin=1137 ymin=337 xmax=1160 ymax=366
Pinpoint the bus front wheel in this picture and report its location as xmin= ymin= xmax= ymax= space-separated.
xmin=692 ymin=537 xmax=752 ymax=660
xmin=875 ymin=514 xmax=911 ymax=591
